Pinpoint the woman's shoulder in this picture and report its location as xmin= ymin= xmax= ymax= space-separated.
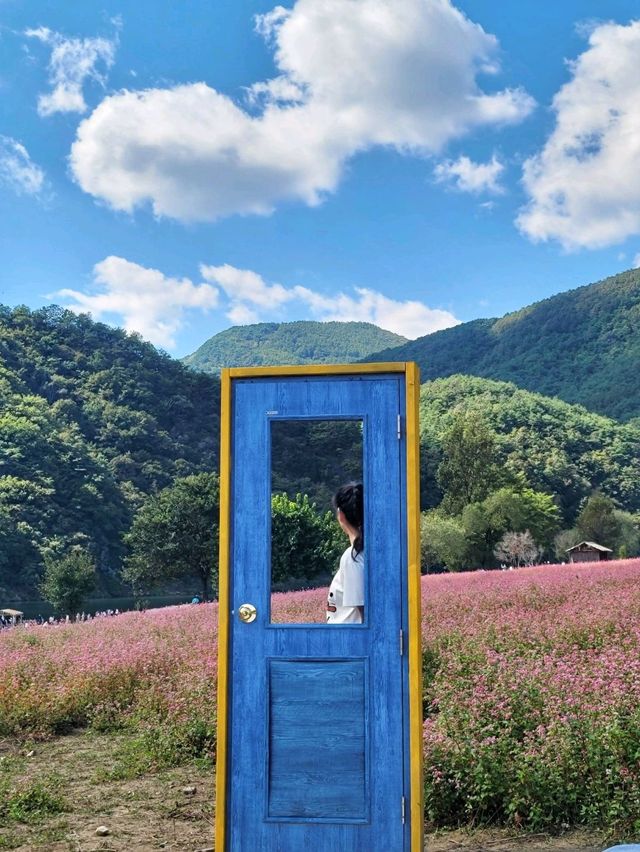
xmin=341 ymin=546 xmax=364 ymax=566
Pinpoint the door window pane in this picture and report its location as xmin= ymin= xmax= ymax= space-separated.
xmin=270 ymin=419 xmax=364 ymax=624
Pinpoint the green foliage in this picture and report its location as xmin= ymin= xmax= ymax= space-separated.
xmin=460 ymin=487 xmax=561 ymax=568
xmin=0 ymin=780 xmax=67 ymax=826
xmin=271 ymin=493 xmax=344 ymax=587
xmin=39 ymin=547 xmax=96 ymax=616
xmin=418 ymin=375 xmax=640 ymax=522
xmin=271 ymin=419 xmax=363 ymax=509
xmin=420 ymin=512 xmax=467 ymax=573
xmin=484 ymin=488 xmax=561 ymax=547
xmin=568 ymin=498 xmax=640 ymax=559
xmin=615 ymin=511 xmax=640 ymax=558
xmin=0 ymin=304 xmax=218 ymax=597
xmin=366 ymin=267 xmax=640 ymax=421
xmin=183 ymin=320 xmax=407 ymax=373
xmin=102 ymin=718 xmax=216 ymax=781
xmin=123 ymin=473 xmax=220 ymax=599
xmin=576 ymin=492 xmax=622 ymax=549
xmin=3 ymin=301 xmax=640 ymax=596
xmin=437 ymin=411 xmax=504 ymax=513
xmin=554 ymin=529 xmax=580 ymax=561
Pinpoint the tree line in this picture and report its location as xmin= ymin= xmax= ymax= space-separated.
xmin=2 ymin=306 xmax=640 ymax=613
xmin=420 ymin=412 xmax=639 ymax=572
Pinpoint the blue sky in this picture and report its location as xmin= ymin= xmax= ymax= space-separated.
xmin=2 ymin=0 xmax=640 ymax=356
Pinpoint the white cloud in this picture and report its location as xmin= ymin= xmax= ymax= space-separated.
xmin=227 ymin=304 xmax=261 ymax=325
xmin=201 ymin=263 xmax=460 ymax=338
xmin=53 ymin=256 xmax=218 ymax=350
xmin=245 ymin=76 xmax=305 ymax=107
xmin=25 ymin=26 xmax=116 ymax=116
xmin=0 ymin=136 xmax=45 ymax=195
xmin=70 ymin=0 xmax=534 ymax=221
xmin=434 ymin=154 xmax=504 ymax=194
xmin=294 ymin=285 xmax=459 ymax=339
xmin=201 ymin=263 xmax=294 ymax=308
xmin=632 ymin=253 xmax=640 ymax=269
xmin=517 ymin=20 xmax=640 ymax=250
xmin=53 ymin=257 xmax=459 ymax=344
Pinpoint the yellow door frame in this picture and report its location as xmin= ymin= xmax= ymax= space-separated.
xmin=214 ymin=362 xmax=423 ymax=851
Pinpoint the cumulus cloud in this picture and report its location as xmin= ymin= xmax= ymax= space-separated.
xmin=70 ymin=0 xmax=534 ymax=221
xmin=633 ymin=253 xmax=640 ymax=269
xmin=0 ymin=136 xmax=45 ymax=195
xmin=53 ymin=256 xmax=218 ymax=349
xmin=517 ymin=20 xmax=640 ymax=249
xmin=25 ymin=26 xmax=116 ymax=116
xmin=200 ymin=263 xmax=459 ymax=338
xmin=201 ymin=263 xmax=294 ymax=308
xmin=294 ymin=285 xmax=460 ymax=339
xmin=434 ymin=154 xmax=504 ymax=194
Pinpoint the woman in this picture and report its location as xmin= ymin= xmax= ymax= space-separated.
xmin=326 ymin=482 xmax=365 ymax=624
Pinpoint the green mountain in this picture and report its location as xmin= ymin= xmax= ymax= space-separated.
xmin=182 ymin=320 xmax=407 ymax=373
xmin=0 ymin=305 xmax=218 ymax=598
xmin=418 ymin=375 xmax=640 ymax=521
xmin=365 ymin=268 xmax=640 ymax=422
xmin=3 ymin=298 xmax=639 ymax=599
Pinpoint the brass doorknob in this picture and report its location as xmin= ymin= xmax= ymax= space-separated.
xmin=238 ymin=603 xmax=257 ymax=623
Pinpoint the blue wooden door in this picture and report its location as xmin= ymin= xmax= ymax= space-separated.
xmin=227 ymin=373 xmax=409 ymax=851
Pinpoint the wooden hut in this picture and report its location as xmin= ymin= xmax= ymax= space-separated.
xmin=566 ymin=541 xmax=613 ymax=563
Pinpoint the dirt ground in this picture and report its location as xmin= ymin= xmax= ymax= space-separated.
xmin=425 ymin=828 xmax=608 ymax=851
xmin=0 ymin=731 xmax=215 ymax=852
xmin=0 ymin=731 xmax=614 ymax=851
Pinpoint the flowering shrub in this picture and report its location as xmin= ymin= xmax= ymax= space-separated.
xmin=2 ymin=558 xmax=640 ymax=833
xmin=422 ymin=559 xmax=640 ymax=833
xmin=0 ymin=606 xmax=218 ymax=753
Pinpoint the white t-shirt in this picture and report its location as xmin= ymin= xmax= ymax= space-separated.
xmin=326 ymin=546 xmax=365 ymax=624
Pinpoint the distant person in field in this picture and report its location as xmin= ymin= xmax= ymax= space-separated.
xmin=327 ymin=482 xmax=365 ymax=624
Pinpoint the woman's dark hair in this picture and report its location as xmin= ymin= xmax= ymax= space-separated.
xmin=332 ymin=482 xmax=364 ymax=557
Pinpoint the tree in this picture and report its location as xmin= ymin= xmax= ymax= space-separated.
xmin=420 ymin=512 xmax=467 ymax=573
xmin=461 ymin=487 xmax=560 ymax=568
xmin=39 ymin=547 xmax=96 ymax=616
xmin=123 ymin=472 xmax=219 ymax=600
xmin=554 ymin=529 xmax=580 ymax=562
xmin=576 ymin=492 xmax=622 ymax=549
xmin=437 ymin=411 xmax=503 ymax=514
xmin=271 ymin=493 xmax=344 ymax=586
xmin=613 ymin=510 xmax=640 ymax=558
xmin=494 ymin=531 xmax=539 ymax=567
xmin=482 ymin=487 xmax=560 ymax=553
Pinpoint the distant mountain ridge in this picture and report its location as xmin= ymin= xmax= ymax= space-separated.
xmin=364 ymin=268 xmax=640 ymax=422
xmin=182 ymin=321 xmax=407 ymax=373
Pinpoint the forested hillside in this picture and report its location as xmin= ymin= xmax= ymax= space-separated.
xmin=418 ymin=375 xmax=640 ymax=520
xmin=182 ymin=320 xmax=407 ymax=373
xmin=2 ymin=304 xmax=639 ymax=598
xmin=0 ymin=305 xmax=218 ymax=598
xmin=366 ymin=268 xmax=640 ymax=421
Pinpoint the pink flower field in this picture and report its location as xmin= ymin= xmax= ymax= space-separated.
xmin=1 ymin=558 xmax=640 ymax=833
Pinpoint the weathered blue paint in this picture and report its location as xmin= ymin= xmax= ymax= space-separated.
xmin=268 ymin=659 xmax=367 ymax=820
xmin=227 ymin=374 xmax=409 ymax=851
